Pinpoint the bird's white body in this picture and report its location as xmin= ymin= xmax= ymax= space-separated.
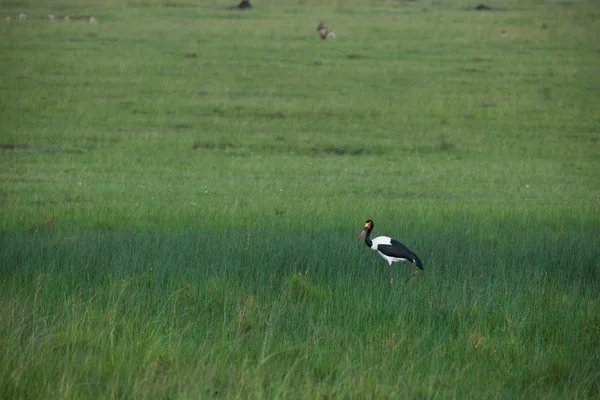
xmin=369 ymin=236 xmax=409 ymax=265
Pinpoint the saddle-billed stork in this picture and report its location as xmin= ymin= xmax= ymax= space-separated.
xmin=357 ymin=219 xmax=423 ymax=285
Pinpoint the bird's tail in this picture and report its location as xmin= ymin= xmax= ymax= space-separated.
xmin=413 ymin=254 xmax=424 ymax=270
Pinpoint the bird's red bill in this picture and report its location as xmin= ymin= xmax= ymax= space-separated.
xmin=357 ymin=230 xmax=366 ymax=240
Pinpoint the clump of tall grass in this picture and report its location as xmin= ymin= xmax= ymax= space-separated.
xmin=285 ymin=272 xmax=326 ymax=302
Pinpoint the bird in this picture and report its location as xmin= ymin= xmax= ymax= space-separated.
xmin=357 ymin=219 xmax=423 ymax=286
xmin=317 ymin=22 xmax=335 ymax=43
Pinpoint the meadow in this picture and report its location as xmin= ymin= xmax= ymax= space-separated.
xmin=1 ymin=0 xmax=599 ymax=398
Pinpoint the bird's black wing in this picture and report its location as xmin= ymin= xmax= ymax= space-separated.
xmin=378 ymin=239 xmax=424 ymax=270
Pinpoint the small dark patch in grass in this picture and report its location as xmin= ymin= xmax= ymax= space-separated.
xmin=184 ymin=52 xmax=197 ymax=58
xmin=565 ymin=134 xmax=599 ymax=143
xmin=540 ymin=87 xmax=552 ymax=100
xmin=173 ymin=124 xmax=191 ymax=130
xmin=64 ymin=194 xmax=89 ymax=203
xmin=212 ymin=107 xmax=228 ymax=117
xmin=461 ymin=67 xmax=485 ymax=73
xmin=198 ymin=90 xmax=209 ymax=96
xmin=541 ymin=23 xmax=549 ymax=30
xmin=475 ymin=4 xmax=492 ymax=11
xmin=192 ymin=142 xmax=238 ymax=151
xmin=346 ymin=54 xmax=362 ymax=60
xmin=32 ymin=195 xmax=89 ymax=208
xmin=193 ymin=142 xmax=214 ymax=150
xmin=36 ymin=199 xmax=58 ymax=206
xmin=311 ymin=145 xmax=369 ymax=156
xmin=312 ymin=60 xmax=323 ymax=66
xmin=320 ymin=146 xmax=346 ymax=156
xmin=0 ymin=144 xmax=30 ymax=150
xmin=440 ymin=136 xmax=456 ymax=150
xmin=473 ymin=56 xmax=492 ymax=62
xmin=482 ymin=103 xmax=497 ymax=108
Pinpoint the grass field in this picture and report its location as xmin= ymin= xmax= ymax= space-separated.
xmin=1 ymin=0 xmax=600 ymax=398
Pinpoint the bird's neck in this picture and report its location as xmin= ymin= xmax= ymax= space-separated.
xmin=364 ymin=229 xmax=373 ymax=248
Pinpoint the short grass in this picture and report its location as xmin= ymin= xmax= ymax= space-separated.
xmin=1 ymin=0 xmax=599 ymax=398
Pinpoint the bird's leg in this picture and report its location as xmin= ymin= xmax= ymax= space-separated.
xmin=404 ymin=267 xmax=420 ymax=283
xmin=388 ymin=263 xmax=393 ymax=286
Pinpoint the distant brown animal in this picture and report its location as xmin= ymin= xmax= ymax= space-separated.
xmin=317 ymin=22 xmax=335 ymax=42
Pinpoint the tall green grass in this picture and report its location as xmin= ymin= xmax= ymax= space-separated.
xmin=1 ymin=212 xmax=599 ymax=398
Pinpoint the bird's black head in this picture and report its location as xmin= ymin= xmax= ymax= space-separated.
xmin=357 ymin=219 xmax=374 ymax=240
